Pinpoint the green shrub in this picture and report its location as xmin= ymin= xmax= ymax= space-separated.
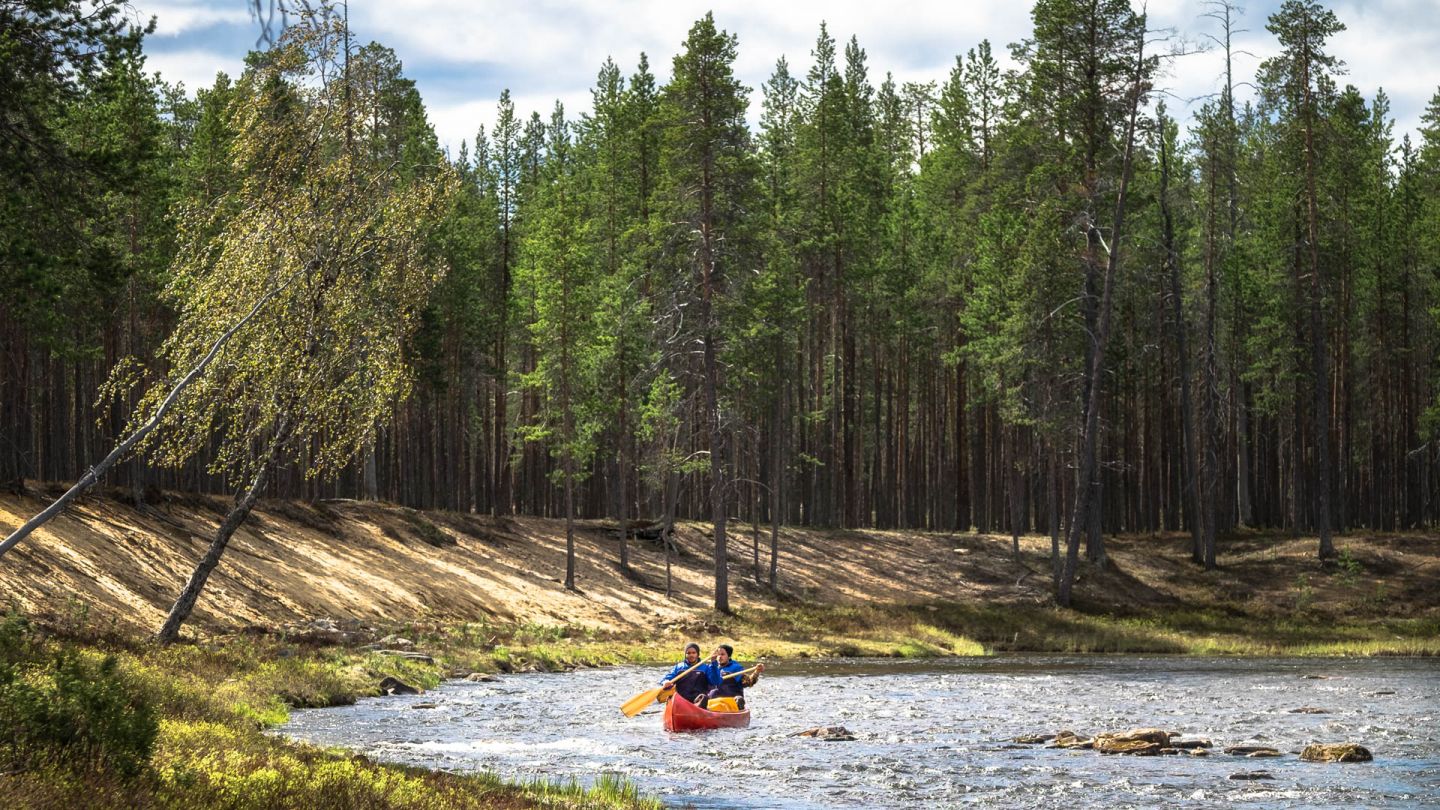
xmin=1292 ymin=573 xmax=1314 ymax=611
xmin=1336 ymin=549 xmax=1363 ymax=586
xmin=0 ymin=648 xmax=158 ymax=777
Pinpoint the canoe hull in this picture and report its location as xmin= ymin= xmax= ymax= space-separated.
xmin=662 ymin=693 xmax=751 ymax=732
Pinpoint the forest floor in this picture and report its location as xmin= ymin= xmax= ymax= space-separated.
xmin=2 ymin=486 xmax=1437 ymax=656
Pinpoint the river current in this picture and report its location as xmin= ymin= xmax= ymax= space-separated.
xmin=280 ymin=655 xmax=1440 ymax=808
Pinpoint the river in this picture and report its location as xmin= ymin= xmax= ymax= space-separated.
xmin=279 ymin=655 xmax=1440 ymax=808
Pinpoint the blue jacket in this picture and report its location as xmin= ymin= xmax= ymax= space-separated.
xmin=698 ymin=659 xmax=748 ymax=698
xmin=659 ymin=661 xmax=708 ymax=701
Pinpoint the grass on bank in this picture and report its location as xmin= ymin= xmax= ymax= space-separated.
xmin=0 ymin=612 xmax=661 ymax=810
xmin=721 ymin=601 xmax=1440 ymax=658
xmin=344 ymin=595 xmax=1439 ymax=675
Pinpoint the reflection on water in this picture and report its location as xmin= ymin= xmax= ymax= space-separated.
xmin=280 ymin=655 xmax=1440 ymax=808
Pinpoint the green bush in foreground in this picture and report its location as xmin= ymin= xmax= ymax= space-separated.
xmin=0 ymin=616 xmax=158 ymax=778
xmin=0 ymin=611 xmax=660 ymax=809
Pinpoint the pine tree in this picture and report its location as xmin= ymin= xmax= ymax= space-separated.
xmin=520 ymin=101 xmax=601 ymax=591
xmin=1259 ymin=0 xmax=1346 ymax=558
xmin=656 ymin=13 xmax=757 ymax=613
xmin=489 ymin=89 xmax=522 ymax=517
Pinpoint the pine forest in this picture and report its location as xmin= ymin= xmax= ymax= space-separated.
xmin=5 ymin=0 xmax=1440 ymax=613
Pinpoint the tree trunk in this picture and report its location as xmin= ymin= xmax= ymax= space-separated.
xmin=564 ymin=451 xmax=576 ymax=591
xmin=618 ymin=403 xmax=630 ymax=571
xmin=1299 ymin=39 xmax=1335 ymax=559
xmin=1159 ymin=120 xmax=1204 ymax=562
xmin=157 ymin=417 xmax=292 ymax=644
xmin=1049 ymin=444 xmax=1061 ymax=588
xmin=1058 ymin=30 xmax=1146 ymax=608
xmin=769 ymin=367 xmax=784 ymax=590
xmin=362 ymin=436 xmax=379 ymax=501
xmin=662 ymin=468 xmax=679 ymax=599
xmin=1008 ymin=425 xmax=1022 ymax=563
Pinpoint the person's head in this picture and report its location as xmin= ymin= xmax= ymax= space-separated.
xmin=683 ymin=642 xmax=700 ymax=664
xmin=714 ymin=644 xmax=733 ymax=664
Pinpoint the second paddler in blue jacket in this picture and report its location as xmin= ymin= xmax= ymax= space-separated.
xmin=659 ymin=642 xmax=709 ymax=703
xmin=695 ymin=644 xmax=764 ymax=709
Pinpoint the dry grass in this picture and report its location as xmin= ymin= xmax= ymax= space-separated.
xmin=2 ymin=488 xmax=1437 ymax=658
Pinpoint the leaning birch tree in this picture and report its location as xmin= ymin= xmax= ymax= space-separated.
xmin=108 ymin=8 xmax=451 ymax=642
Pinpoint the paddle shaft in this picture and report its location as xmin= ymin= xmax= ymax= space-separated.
xmin=720 ymin=664 xmax=762 ymax=680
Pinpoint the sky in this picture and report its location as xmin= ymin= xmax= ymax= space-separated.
xmin=127 ymin=0 xmax=1440 ymax=156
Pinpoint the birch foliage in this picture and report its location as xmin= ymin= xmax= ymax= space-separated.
xmin=101 ymin=10 xmax=457 ymax=484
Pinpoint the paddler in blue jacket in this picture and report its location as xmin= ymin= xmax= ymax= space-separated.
xmin=695 ymin=644 xmax=763 ymax=710
xmin=659 ymin=642 xmax=709 ymax=703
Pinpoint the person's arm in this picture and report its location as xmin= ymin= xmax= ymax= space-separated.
xmin=659 ymin=662 xmax=684 ymax=687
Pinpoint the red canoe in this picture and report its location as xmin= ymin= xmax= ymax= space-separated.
xmin=663 ymin=693 xmax=752 ymax=731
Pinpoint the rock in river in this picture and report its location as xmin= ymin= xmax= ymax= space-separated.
xmin=1048 ymin=731 xmax=1094 ymax=750
xmin=1012 ymin=733 xmax=1055 ymax=744
xmin=1094 ymin=728 xmax=1170 ymax=756
xmin=1300 ymin=743 xmax=1373 ymax=763
xmin=1172 ymin=738 xmax=1213 ymax=750
xmin=1224 ymin=744 xmax=1282 ymax=757
xmin=378 ymin=676 xmax=422 ymax=696
xmin=791 ymin=726 xmax=856 ymax=741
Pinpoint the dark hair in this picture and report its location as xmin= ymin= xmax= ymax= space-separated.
xmin=684 ymin=642 xmax=700 ymax=654
xmin=719 ymin=644 xmax=733 ymax=657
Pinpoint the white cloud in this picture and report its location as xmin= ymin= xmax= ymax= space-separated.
xmin=430 ymin=90 xmax=597 ymax=158
xmin=128 ymin=0 xmax=1437 ymax=153
xmin=1330 ymin=0 xmax=1440 ymax=138
xmin=127 ymin=0 xmax=251 ymax=37
xmin=143 ymin=48 xmax=247 ymax=93
xmin=352 ymin=0 xmax=1038 ymax=150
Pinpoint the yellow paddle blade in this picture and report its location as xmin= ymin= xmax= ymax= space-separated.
xmin=621 ymin=686 xmax=670 ymax=717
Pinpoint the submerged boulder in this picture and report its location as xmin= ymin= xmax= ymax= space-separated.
xmin=1224 ymin=744 xmax=1282 ymax=757
xmin=1172 ymin=738 xmax=1213 ymax=750
xmin=1048 ymin=731 xmax=1094 ymax=750
xmin=1289 ymin=707 xmax=1330 ymax=714
xmin=1300 ymin=743 xmax=1373 ymax=763
xmin=791 ymin=726 xmax=856 ymax=741
xmin=1012 ymin=733 xmax=1056 ymax=744
xmin=1229 ymin=770 xmax=1275 ymax=781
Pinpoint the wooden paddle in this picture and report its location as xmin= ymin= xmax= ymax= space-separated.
xmin=621 ymin=660 xmax=704 ymax=717
xmin=720 ymin=664 xmax=762 ymax=681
